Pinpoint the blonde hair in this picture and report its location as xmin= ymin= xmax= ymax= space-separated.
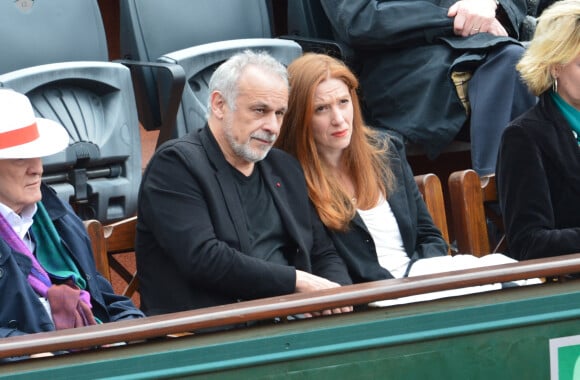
xmin=276 ymin=53 xmax=393 ymax=231
xmin=517 ymin=0 xmax=580 ymax=96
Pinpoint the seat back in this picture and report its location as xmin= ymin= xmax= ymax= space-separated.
xmin=448 ymin=169 xmax=505 ymax=256
xmin=414 ymin=173 xmax=450 ymax=250
xmin=0 ymin=0 xmax=108 ymax=74
xmin=84 ymin=217 xmax=139 ymax=300
xmin=120 ymin=0 xmax=302 ymax=140
xmin=122 ymin=0 xmax=275 ymax=62
xmin=157 ymin=39 xmax=302 ymax=140
xmin=0 ymin=0 xmax=142 ymax=222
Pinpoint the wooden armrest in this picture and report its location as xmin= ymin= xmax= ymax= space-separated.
xmin=84 ymin=216 xmax=139 ymax=297
xmin=83 ymin=219 xmax=110 ymax=281
xmin=448 ymin=169 xmax=490 ymax=256
xmin=415 ymin=173 xmax=450 ymax=250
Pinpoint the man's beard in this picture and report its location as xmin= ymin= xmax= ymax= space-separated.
xmin=224 ymin=117 xmax=277 ymax=163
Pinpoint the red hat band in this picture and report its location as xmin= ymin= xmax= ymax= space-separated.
xmin=0 ymin=122 xmax=40 ymax=149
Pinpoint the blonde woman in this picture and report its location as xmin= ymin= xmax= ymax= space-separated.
xmin=497 ymin=0 xmax=580 ymax=260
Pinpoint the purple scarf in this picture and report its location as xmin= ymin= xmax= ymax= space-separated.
xmin=0 ymin=209 xmax=96 ymax=329
xmin=0 ymin=210 xmax=52 ymax=296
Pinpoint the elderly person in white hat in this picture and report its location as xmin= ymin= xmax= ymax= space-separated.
xmin=0 ymin=89 xmax=143 ymax=340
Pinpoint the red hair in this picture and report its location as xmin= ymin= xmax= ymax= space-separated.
xmin=276 ymin=53 xmax=393 ymax=231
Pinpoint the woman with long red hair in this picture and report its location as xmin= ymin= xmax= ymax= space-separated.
xmin=277 ymin=53 xmax=533 ymax=297
xmin=276 ymin=53 xmax=448 ymax=282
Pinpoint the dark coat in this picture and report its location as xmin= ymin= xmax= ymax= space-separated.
xmin=136 ymin=126 xmax=352 ymax=315
xmin=320 ymin=0 xmax=528 ymax=158
xmin=0 ymin=184 xmax=144 ymax=338
xmin=497 ymin=92 xmax=580 ymax=260
xmin=329 ymin=138 xmax=448 ymax=283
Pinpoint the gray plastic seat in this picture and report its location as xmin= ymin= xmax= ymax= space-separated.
xmin=120 ymin=0 xmax=302 ymax=141
xmin=0 ymin=0 xmax=141 ymax=222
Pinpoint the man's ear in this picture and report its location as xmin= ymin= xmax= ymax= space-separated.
xmin=210 ymin=91 xmax=226 ymax=120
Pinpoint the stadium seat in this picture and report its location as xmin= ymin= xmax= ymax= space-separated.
xmin=448 ymin=169 xmax=505 ymax=256
xmin=120 ymin=0 xmax=302 ymax=144
xmin=85 ymin=217 xmax=139 ymax=299
xmin=0 ymin=0 xmax=142 ymax=222
xmin=415 ymin=173 xmax=450 ymax=251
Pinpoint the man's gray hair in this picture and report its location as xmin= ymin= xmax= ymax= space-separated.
xmin=206 ymin=50 xmax=289 ymax=116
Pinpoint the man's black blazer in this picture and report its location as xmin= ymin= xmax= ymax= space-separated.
xmin=136 ymin=126 xmax=351 ymax=315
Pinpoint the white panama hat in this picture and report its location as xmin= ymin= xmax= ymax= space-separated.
xmin=0 ymin=89 xmax=69 ymax=159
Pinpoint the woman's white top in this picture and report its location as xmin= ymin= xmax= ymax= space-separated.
xmin=356 ymin=197 xmax=541 ymax=308
xmin=357 ymin=195 xmax=409 ymax=278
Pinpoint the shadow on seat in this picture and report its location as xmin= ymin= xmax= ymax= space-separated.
xmin=448 ymin=169 xmax=506 ymax=257
xmin=120 ymin=0 xmax=302 ymax=146
xmin=0 ymin=0 xmax=141 ymax=223
xmin=84 ymin=217 xmax=139 ymax=300
xmin=283 ymin=0 xmax=349 ymax=61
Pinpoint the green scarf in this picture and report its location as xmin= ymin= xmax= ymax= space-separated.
xmin=551 ymin=90 xmax=580 ymax=145
xmin=31 ymin=202 xmax=87 ymax=291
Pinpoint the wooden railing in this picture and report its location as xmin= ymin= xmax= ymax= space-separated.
xmin=2 ymin=253 xmax=580 ymax=359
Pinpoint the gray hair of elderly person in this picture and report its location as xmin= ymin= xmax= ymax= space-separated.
xmin=206 ymin=50 xmax=289 ymax=118
xmin=516 ymin=0 xmax=580 ymax=96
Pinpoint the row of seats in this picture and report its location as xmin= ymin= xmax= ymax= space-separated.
xmin=0 ymin=0 xmax=306 ymax=223
xmin=0 ymin=0 xmax=482 ymax=226
xmin=0 ymin=1 xmax=502 ymax=293
xmin=85 ymin=169 xmax=499 ymax=305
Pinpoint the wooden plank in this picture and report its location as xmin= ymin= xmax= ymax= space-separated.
xmin=2 ymin=280 xmax=580 ymax=379
xmin=2 ymin=253 xmax=580 ymax=359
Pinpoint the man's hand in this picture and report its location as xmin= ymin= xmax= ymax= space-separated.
xmin=295 ymin=270 xmax=353 ymax=316
xmin=448 ymin=0 xmax=507 ymax=37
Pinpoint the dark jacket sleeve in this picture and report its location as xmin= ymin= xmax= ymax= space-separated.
xmin=263 ymin=149 xmax=352 ymax=286
xmin=0 ymin=186 xmax=143 ymax=340
xmin=138 ymin=143 xmax=298 ymax=301
xmin=52 ymin=194 xmax=145 ymax=322
xmin=0 ymin=328 xmax=24 ymax=338
xmin=307 ymin=201 xmax=353 ymax=286
xmin=390 ymin=139 xmax=448 ymax=261
xmin=0 ymin=241 xmax=41 ymax=337
xmin=497 ymin=121 xmax=580 ymax=260
xmin=91 ymin=271 xmax=145 ymax=322
xmin=326 ymin=137 xmax=446 ymax=284
xmin=0 ymin=233 xmax=55 ymax=337
xmin=320 ymin=0 xmax=527 ymax=48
